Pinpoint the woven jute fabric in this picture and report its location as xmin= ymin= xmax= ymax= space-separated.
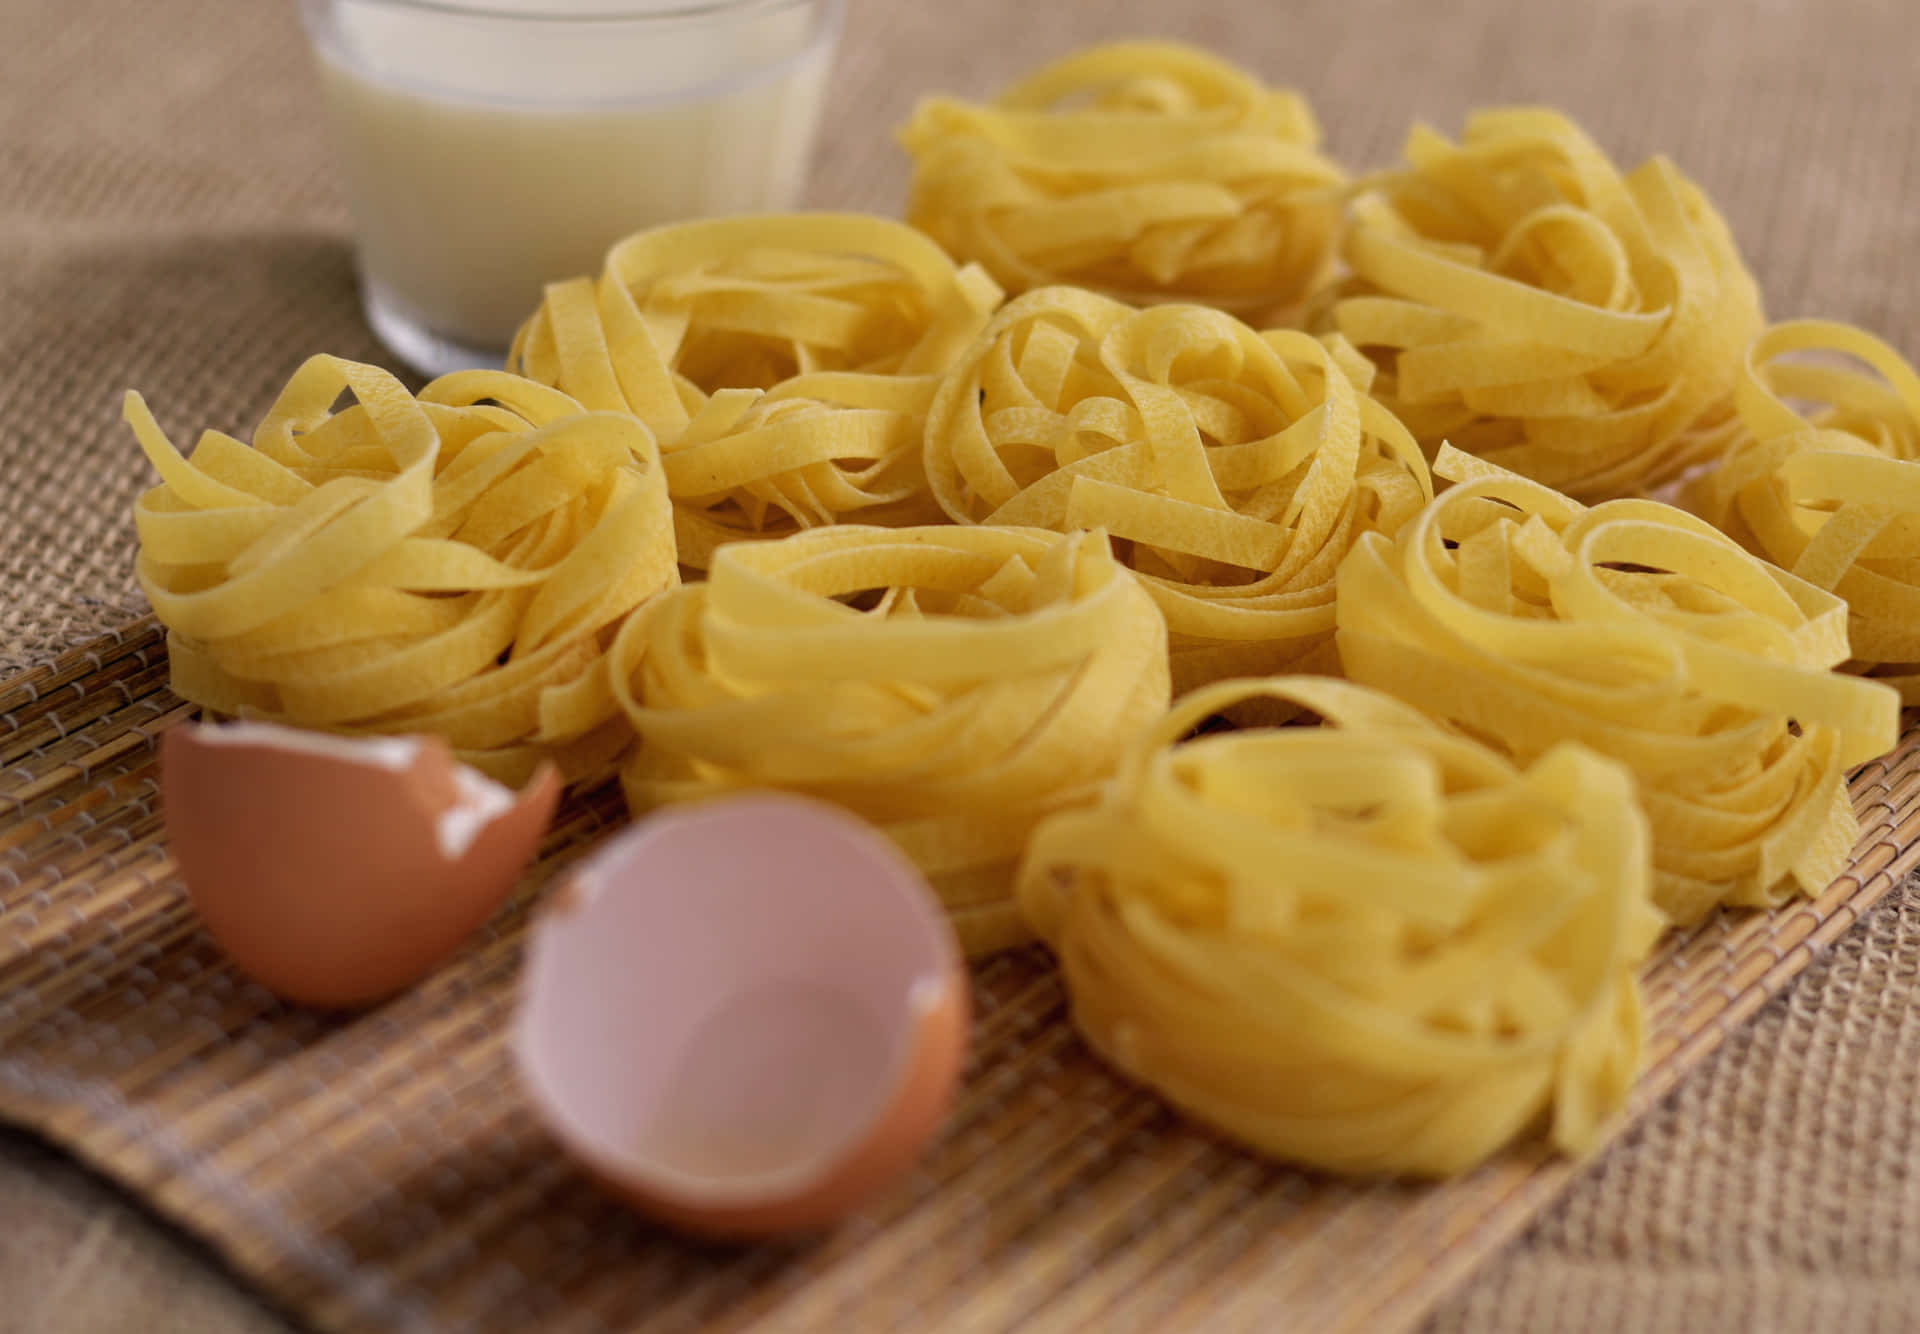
xmin=2 ymin=0 xmax=1917 ymax=1331
xmin=1 ymin=625 xmax=1913 ymax=1334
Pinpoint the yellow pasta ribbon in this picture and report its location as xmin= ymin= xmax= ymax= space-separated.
xmin=1322 ymin=108 xmax=1763 ymax=501
xmin=1337 ymin=445 xmax=1899 ymax=923
xmin=610 ymin=525 xmax=1170 ymax=956
xmin=509 ymin=214 xmax=1003 ymax=566
xmin=1018 ymin=675 xmax=1663 ymax=1178
xmin=924 ymin=286 xmax=1432 ymax=692
xmin=1689 ymin=320 xmax=1920 ymax=701
xmin=127 ymin=355 xmax=678 ymax=786
xmin=898 ymin=41 xmax=1346 ymax=315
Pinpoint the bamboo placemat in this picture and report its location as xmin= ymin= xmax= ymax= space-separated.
xmin=1 ymin=619 xmax=1916 ymax=1333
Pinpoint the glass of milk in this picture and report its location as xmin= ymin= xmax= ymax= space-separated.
xmin=299 ymin=0 xmax=844 ymax=376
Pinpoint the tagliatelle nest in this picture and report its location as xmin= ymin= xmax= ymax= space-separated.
xmin=924 ymin=286 xmax=1432 ymax=693
xmin=610 ymin=525 xmax=1171 ymax=957
xmin=1337 ymin=446 xmax=1899 ymax=924
xmin=898 ymin=41 xmax=1347 ymax=315
xmin=1688 ymin=320 xmax=1920 ymax=701
xmin=510 ymin=214 xmax=1003 ymax=566
xmin=1320 ymin=109 xmax=1764 ymax=502
xmin=126 ymin=357 xmax=679 ymax=786
xmin=1017 ymin=676 xmax=1663 ymax=1178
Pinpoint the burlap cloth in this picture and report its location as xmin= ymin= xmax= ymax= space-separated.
xmin=2 ymin=0 xmax=1917 ymax=1330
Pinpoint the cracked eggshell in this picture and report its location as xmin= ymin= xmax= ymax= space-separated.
xmin=161 ymin=721 xmax=560 ymax=1009
xmin=515 ymin=792 xmax=969 ymax=1239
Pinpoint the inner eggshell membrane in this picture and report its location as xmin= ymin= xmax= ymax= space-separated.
xmin=517 ymin=793 xmax=963 ymax=1213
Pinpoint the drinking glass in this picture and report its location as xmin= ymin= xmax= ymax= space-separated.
xmin=298 ymin=0 xmax=844 ymax=376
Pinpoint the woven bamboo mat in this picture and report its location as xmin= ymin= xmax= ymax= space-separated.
xmin=0 ymin=620 xmax=1915 ymax=1333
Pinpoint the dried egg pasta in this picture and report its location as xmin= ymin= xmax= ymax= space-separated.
xmin=1322 ymin=109 xmax=1763 ymax=501
xmin=610 ymin=525 xmax=1170 ymax=956
xmin=1337 ymin=445 xmax=1899 ymax=923
xmin=899 ymin=41 xmax=1345 ymax=314
xmin=924 ymin=286 xmax=1431 ymax=692
xmin=127 ymin=355 xmax=677 ymax=786
xmin=510 ymin=214 xmax=1003 ymax=565
xmin=1689 ymin=320 xmax=1920 ymax=700
xmin=1018 ymin=675 xmax=1662 ymax=1177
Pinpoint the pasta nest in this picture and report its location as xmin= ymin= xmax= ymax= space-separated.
xmin=1337 ymin=445 xmax=1899 ymax=925
xmin=1321 ymin=109 xmax=1764 ymax=502
xmin=510 ymin=214 xmax=1004 ymax=566
xmin=1688 ymin=320 xmax=1920 ymax=701
xmin=898 ymin=40 xmax=1346 ymax=315
xmin=610 ymin=525 xmax=1171 ymax=957
xmin=923 ymin=286 xmax=1432 ymax=693
xmin=127 ymin=357 xmax=678 ymax=786
xmin=1017 ymin=676 xmax=1663 ymax=1178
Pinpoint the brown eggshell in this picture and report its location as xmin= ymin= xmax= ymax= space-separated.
xmin=515 ymin=793 xmax=970 ymax=1240
xmin=161 ymin=721 xmax=560 ymax=1008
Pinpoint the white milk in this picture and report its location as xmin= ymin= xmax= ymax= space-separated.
xmin=303 ymin=0 xmax=838 ymax=367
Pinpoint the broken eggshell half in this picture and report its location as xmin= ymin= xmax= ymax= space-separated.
xmin=161 ymin=720 xmax=560 ymax=1009
xmin=514 ymin=792 xmax=970 ymax=1239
